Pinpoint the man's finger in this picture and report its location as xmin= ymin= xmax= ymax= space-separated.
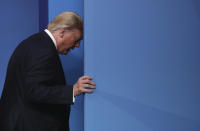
xmin=80 ymin=80 xmax=96 ymax=86
xmin=89 ymin=81 xmax=96 ymax=86
xmin=82 ymin=88 xmax=94 ymax=93
xmin=81 ymin=76 xmax=92 ymax=80
xmin=80 ymin=79 xmax=91 ymax=84
xmin=81 ymin=84 xmax=96 ymax=89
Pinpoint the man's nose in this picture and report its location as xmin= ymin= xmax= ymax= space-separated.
xmin=75 ymin=42 xmax=80 ymax=48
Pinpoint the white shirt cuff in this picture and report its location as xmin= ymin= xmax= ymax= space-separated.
xmin=73 ymin=89 xmax=75 ymax=103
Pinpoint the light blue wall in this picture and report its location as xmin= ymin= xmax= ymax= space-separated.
xmin=0 ymin=0 xmax=39 ymax=96
xmin=48 ymin=1 xmax=84 ymax=131
xmin=84 ymin=0 xmax=200 ymax=130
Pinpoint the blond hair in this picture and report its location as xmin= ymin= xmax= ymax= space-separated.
xmin=48 ymin=11 xmax=83 ymax=33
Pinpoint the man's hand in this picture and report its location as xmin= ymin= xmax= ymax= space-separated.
xmin=73 ymin=76 xmax=96 ymax=96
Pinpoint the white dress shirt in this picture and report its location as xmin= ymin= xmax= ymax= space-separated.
xmin=44 ymin=29 xmax=75 ymax=103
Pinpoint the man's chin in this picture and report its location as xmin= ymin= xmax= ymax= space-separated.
xmin=63 ymin=52 xmax=69 ymax=55
xmin=59 ymin=50 xmax=69 ymax=55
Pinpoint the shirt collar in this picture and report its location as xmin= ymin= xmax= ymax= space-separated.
xmin=44 ymin=29 xmax=57 ymax=49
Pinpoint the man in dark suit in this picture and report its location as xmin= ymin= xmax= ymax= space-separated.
xmin=0 ymin=11 xmax=95 ymax=131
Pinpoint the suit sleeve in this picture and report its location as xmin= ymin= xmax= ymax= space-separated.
xmin=23 ymin=48 xmax=73 ymax=105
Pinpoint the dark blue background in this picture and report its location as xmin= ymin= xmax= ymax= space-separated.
xmin=0 ymin=0 xmax=39 ymax=95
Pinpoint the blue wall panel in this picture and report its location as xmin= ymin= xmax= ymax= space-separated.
xmin=0 ymin=0 xmax=39 ymax=96
xmin=84 ymin=0 xmax=200 ymax=130
xmin=48 ymin=1 xmax=84 ymax=131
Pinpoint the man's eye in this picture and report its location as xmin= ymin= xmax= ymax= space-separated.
xmin=75 ymin=39 xmax=81 ymax=43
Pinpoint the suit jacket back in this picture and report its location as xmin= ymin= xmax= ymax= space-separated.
xmin=0 ymin=31 xmax=73 ymax=131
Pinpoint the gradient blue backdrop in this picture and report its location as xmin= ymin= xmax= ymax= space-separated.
xmin=84 ymin=0 xmax=200 ymax=130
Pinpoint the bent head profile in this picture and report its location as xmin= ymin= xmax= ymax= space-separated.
xmin=48 ymin=11 xmax=83 ymax=55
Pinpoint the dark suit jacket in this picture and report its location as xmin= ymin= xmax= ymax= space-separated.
xmin=0 ymin=31 xmax=73 ymax=131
